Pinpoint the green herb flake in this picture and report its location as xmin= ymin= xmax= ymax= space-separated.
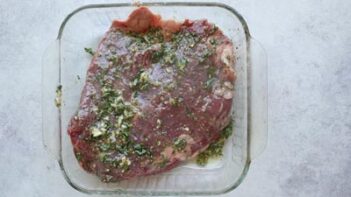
xmin=205 ymin=78 xmax=216 ymax=89
xmin=151 ymin=45 xmax=165 ymax=63
xmin=132 ymin=91 xmax=139 ymax=99
xmin=75 ymin=152 xmax=82 ymax=161
xmin=185 ymin=106 xmax=195 ymax=119
xmin=207 ymin=66 xmax=216 ymax=78
xmin=108 ymin=56 xmax=118 ymax=65
xmin=209 ymin=38 xmax=217 ymax=46
xmin=99 ymin=143 xmax=111 ymax=152
xmin=88 ymin=68 xmax=159 ymax=171
xmin=174 ymin=138 xmax=187 ymax=151
xmin=84 ymin=47 xmax=95 ymax=56
xmin=54 ymin=85 xmax=62 ymax=108
xmin=176 ymin=58 xmax=187 ymax=72
xmin=119 ymin=157 xmax=131 ymax=172
xmin=91 ymin=126 xmax=103 ymax=138
xmin=196 ymin=122 xmax=233 ymax=166
xmin=131 ymin=70 xmax=150 ymax=91
xmin=134 ymin=144 xmax=149 ymax=156
xmin=209 ymin=25 xmax=218 ymax=34
xmin=164 ymin=82 xmax=175 ymax=91
xmin=56 ymin=85 xmax=62 ymax=94
xmin=221 ymin=122 xmax=233 ymax=139
xmin=202 ymin=49 xmax=214 ymax=59
xmin=196 ymin=140 xmax=224 ymax=166
xmin=169 ymin=97 xmax=181 ymax=107
xmin=164 ymin=53 xmax=176 ymax=64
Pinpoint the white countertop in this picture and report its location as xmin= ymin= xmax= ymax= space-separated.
xmin=0 ymin=0 xmax=350 ymax=196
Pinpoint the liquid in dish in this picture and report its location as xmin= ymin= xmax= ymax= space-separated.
xmin=68 ymin=7 xmax=236 ymax=182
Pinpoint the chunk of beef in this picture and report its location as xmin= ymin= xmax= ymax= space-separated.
xmin=68 ymin=7 xmax=235 ymax=182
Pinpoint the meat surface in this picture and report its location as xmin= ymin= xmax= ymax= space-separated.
xmin=68 ymin=7 xmax=236 ymax=182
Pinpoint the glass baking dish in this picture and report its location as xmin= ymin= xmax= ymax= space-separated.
xmin=42 ymin=1 xmax=267 ymax=196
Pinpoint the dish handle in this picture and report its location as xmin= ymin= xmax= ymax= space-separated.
xmin=248 ymin=38 xmax=268 ymax=160
xmin=42 ymin=40 xmax=61 ymax=161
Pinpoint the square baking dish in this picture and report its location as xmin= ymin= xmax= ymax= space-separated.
xmin=42 ymin=2 xmax=267 ymax=196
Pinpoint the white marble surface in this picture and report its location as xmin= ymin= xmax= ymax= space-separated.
xmin=0 ymin=0 xmax=350 ymax=196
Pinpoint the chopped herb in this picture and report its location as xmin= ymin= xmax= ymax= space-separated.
xmin=169 ymin=98 xmax=176 ymax=106
xmin=75 ymin=152 xmax=82 ymax=161
xmin=169 ymin=97 xmax=180 ymax=106
xmin=164 ymin=52 xmax=176 ymax=64
xmin=132 ymin=91 xmax=139 ymax=99
xmin=123 ymin=110 xmax=134 ymax=119
xmin=202 ymin=49 xmax=214 ymax=59
xmin=209 ymin=38 xmax=217 ymax=45
xmin=77 ymin=75 xmax=81 ymax=80
xmin=221 ymin=121 xmax=233 ymax=139
xmin=196 ymin=122 xmax=233 ymax=166
xmin=174 ymin=138 xmax=187 ymax=151
xmin=176 ymin=58 xmax=187 ymax=71
xmin=134 ymin=144 xmax=149 ymax=156
xmin=99 ymin=153 xmax=131 ymax=172
xmin=108 ymin=56 xmax=118 ymax=65
xmin=88 ymin=74 xmax=149 ymax=166
xmin=54 ymin=85 xmax=62 ymax=108
xmin=151 ymin=45 xmax=165 ymax=63
xmin=143 ymin=28 xmax=164 ymax=44
xmin=170 ymin=97 xmax=183 ymax=106
xmin=209 ymin=25 xmax=218 ymax=34
xmin=119 ymin=156 xmax=132 ymax=171
xmin=135 ymin=149 xmax=147 ymax=156
xmin=91 ymin=127 xmax=103 ymax=137
xmin=130 ymin=70 xmax=150 ymax=91
xmin=99 ymin=153 xmax=108 ymax=163
xmin=164 ymin=82 xmax=175 ymax=91
xmin=84 ymin=47 xmax=95 ymax=56
xmin=99 ymin=143 xmax=111 ymax=152
xmin=185 ymin=106 xmax=195 ymax=119
xmin=196 ymin=141 xmax=224 ymax=166
xmin=56 ymin=85 xmax=62 ymax=93
xmin=207 ymin=66 xmax=216 ymax=78
xmin=205 ymin=78 xmax=216 ymax=89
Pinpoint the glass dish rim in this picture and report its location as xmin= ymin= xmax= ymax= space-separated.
xmin=55 ymin=1 xmax=253 ymax=196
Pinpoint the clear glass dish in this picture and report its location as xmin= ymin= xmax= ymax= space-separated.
xmin=42 ymin=1 xmax=267 ymax=196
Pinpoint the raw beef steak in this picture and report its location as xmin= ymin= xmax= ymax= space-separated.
xmin=68 ymin=7 xmax=236 ymax=182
